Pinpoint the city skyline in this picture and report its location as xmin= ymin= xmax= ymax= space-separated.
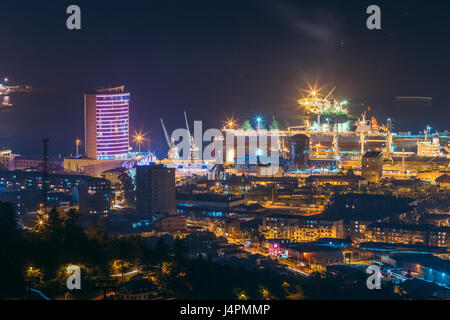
xmin=1 ymin=0 xmax=450 ymax=157
xmin=0 ymin=0 xmax=449 ymax=304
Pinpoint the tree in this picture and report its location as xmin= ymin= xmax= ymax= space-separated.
xmin=155 ymin=238 xmax=169 ymax=262
xmin=0 ymin=202 xmax=25 ymax=298
xmin=0 ymin=202 xmax=19 ymax=242
xmin=172 ymin=238 xmax=188 ymax=266
xmin=269 ymin=117 xmax=279 ymax=130
xmin=242 ymin=120 xmax=253 ymax=131
xmin=85 ymin=218 xmax=109 ymax=243
xmin=139 ymin=245 xmax=156 ymax=274
xmin=118 ymin=171 xmax=135 ymax=207
xmin=47 ymin=207 xmax=63 ymax=237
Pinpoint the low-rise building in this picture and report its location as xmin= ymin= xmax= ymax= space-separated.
xmin=287 ymin=243 xmax=344 ymax=269
xmin=365 ymin=223 xmax=450 ymax=249
xmin=0 ymin=150 xmax=63 ymax=172
xmin=362 ymin=151 xmax=383 ymax=183
xmin=305 ymin=174 xmax=366 ymax=188
xmin=436 ymin=174 xmax=450 ymax=189
xmin=114 ymin=279 xmax=158 ymax=300
xmin=153 ymin=215 xmax=186 ymax=233
xmin=176 ymin=193 xmax=247 ymax=211
xmin=0 ymin=170 xmax=111 ymax=215
xmin=260 ymin=214 xmax=344 ymax=242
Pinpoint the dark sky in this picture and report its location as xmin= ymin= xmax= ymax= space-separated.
xmin=0 ymin=0 xmax=449 ymax=158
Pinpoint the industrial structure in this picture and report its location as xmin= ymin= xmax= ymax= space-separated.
xmin=214 ymin=86 xmax=450 ymax=180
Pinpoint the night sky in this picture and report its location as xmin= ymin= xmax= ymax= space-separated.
xmin=0 ymin=0 xmax=449 ymax=158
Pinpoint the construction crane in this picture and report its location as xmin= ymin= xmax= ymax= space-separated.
xmin=184 ymin=110 xmax=199 ymax=160
xmin=160 ymin=118 xmax=179 ymax=160
xmin=324 ymin=86 xmax=336 ymax=100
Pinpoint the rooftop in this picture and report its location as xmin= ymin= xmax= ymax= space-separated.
xmin=436 ymin=174 xmax=450 ymax=184
xmin=364 ymin=151 xmax=383 ymax=158
xmin=265 ymin=213 xmax=342 ymax=221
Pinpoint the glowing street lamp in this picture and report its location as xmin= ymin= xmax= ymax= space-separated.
xmin=133 ymin=132 xmax=145 ymax=153
xmin=75 ymin=139 xmax=81 ymax=157
xmin=256 ymin=116 xmax=262 ymax=131
xmin=225 ymin=117 xmax=236 ymax=129
xmin=35 ymin=218 xmax=45 ymax=232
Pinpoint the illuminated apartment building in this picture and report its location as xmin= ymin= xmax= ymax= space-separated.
xmin=364 ymin=223 xmax=450 ymax=248
xmin=260 ymin=214 xmax=344 ymax=242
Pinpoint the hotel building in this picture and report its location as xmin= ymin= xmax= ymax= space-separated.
xmin=85 ymin=86 xmax=130 ymax=160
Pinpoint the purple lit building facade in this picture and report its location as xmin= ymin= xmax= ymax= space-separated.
xmin=85 ymin=86 xmax=130 ymax=160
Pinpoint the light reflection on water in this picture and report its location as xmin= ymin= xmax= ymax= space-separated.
xmin=0 ymin=94 xmax=83 ymax=157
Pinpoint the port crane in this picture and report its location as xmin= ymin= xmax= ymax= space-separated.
xmin=379 ymin=122 xmax=393 ymax=161
xmin=160 ymin=118 xmax=179 ymax=160
xmin=160 ymin=111 xmax=201 ymax=161
xmin=184 ymin=110 xmax=200 ymax=160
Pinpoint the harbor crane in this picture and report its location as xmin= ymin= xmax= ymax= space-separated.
xmin=160 ymin=118 xmax=179 ymax=160
xmin=184 ymin=110 xmax=200 ymax=160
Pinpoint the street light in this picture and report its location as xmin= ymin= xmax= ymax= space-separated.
xmin=256 ymin=116 xmax=262 ymax=131
xmin=225 ymin=117 xmax=236 ymax=129
xmin=35 ymin=218 xmax=45 ymax=232
xmin=75 ymin=139 xmax=81 ymax=157
xmin=133 ymin=132 xmax=145 ymax=153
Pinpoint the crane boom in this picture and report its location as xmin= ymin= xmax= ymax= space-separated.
xmin=184 ymin=110 xmax=192 ymax=146
xmin=160 ymin=119 xmax=172 ymax=148
xmin=325 ymin=86 xmax=336 ymax=100
xmin=184 ymin=111 xmax=190 ymax=135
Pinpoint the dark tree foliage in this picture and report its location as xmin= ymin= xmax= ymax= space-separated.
xmin=118 ymin=171 xmax=135 ymax=206
xmin=172 ymin=237 xmax=188 ymax=266
xmin=139 ymin=245 xmax=156 ymax=273
xmin=47 ymin=207 xmax=63 ymax=238
xmin=0 ymin=201 xmax=406 ymax=300
xmin=181 ymin=260 xmax=288 ymax=299
xmin=323 ymin=193 xmax=413 ymax=222
xmin=299 ymin=271 xmax=400 ymax=300
xmin=155 ymin=238 xmax=170 ymax=262
xmin=0 ymin=202 xmax=26 ymax=298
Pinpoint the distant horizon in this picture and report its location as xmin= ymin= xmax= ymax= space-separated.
xmin=1 ymin=93 xmax=448 ymax=159
xmin=1 ymin=0 xmax=449 ymax=157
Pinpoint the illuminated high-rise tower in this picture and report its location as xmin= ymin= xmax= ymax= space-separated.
xmin=84 ymin=86 xmax=130 ymax=159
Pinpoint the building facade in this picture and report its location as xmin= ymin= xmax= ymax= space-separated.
xmin=362 ymin=151 xmax=383 ymax=183
xmin=78 ymin=178 xmax=112 ymax=215
xmin=365 ymin=222 xmax=450 ymax=249
xmin=260 ymin=214 xmax=344 ymax=242
xmin=0 ymin=170 xmax=111 ymax=215
xmin=136 ymin=164 xmax=176 ymax=217
xmin=85 ymin=86 xmax=130 ymax=160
